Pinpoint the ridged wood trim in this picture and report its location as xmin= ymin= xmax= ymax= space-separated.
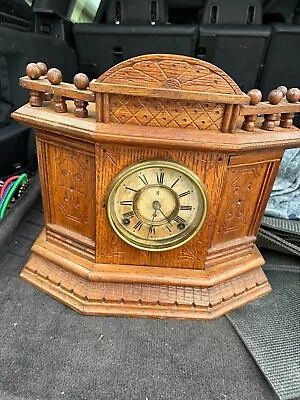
xmin=47 ymin=234 xmax=95 ymax=261
xmin=20 ymin=76 xmax=95 ymax=102
xmin=37 ymin=129 xmax=95 ymax=157
xmin=32 ymin=230 xmax=265 ymax=288
xmin=103 ymin=93 xmax=110 ymax=123
xmin=228 ymin=105 xmax=241 ymax=133
xmin=240 ymin=101 xmax=300 ymax=115
xmin=47 ymin=223 xmax=95 ymax=249
xmin=12 ymin=104 xmax=300 ymax=153
xmin=20 ymin=250 xmax=270 ymax=320
xmin=206 ymin=236 xmax=256 ymax=268
xmin=221 ymin=104 xmax=234 ymax=132
xmin=95 ymin=93 xmax=102 ymax=122
xmin=229 ymin=149 xmax=283 ymax=166
xmin=91 ymin=82 xmax=249 ymax=105
xmin=46 ymin=223 xmax=95 ymax=261
xmin=36 ymin=138 xmax=52 ymax=223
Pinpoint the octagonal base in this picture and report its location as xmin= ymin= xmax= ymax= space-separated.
xmin=20 ymin=230 xmax=271 ymax=320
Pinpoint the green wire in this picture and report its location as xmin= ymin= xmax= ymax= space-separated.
xmin=0 ymin=173 xmax=28 ymax=219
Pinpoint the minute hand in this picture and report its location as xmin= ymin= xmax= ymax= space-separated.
xmin=158 ymin=208 xmax=172 ymax=225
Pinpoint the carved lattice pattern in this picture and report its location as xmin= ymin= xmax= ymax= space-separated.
xmin=109 ymin=95 xmax=225 ymax=130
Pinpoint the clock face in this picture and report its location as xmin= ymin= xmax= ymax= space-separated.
xmin=106 ymin=160 xmax=208 ymax=251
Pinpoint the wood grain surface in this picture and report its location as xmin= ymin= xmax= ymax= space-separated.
xmin=11 ymin=54 xmax=300 ymax=319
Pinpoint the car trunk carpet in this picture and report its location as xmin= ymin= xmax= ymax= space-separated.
xmin=257 ymin=216 xmax=300 ymax=257
xmin=0 ymin=196 xmax=288 ymax=400
xmin=227 ymin=250 xmax=300 ymax=400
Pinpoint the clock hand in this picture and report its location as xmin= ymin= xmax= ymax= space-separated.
xmin=147 ymin=210 xmax=157 ymax=240
xmin=158 ymin=208 xmax=173 ymax=225
xmin=152 ymin=200 xmax=173 ymax=225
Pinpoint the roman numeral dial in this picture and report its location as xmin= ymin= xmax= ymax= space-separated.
xmin=106 ymin=160 xmax=208 ymax=251
xmin=156 ymin=172 xmax=165 ymax=184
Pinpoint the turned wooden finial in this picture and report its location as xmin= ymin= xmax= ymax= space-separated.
xmin=268 ymin=89 xmax=283 ymax=105
xmin=26 ymin=63 xmax=43 ymax=107
xmin=277 ymin=85 xmax=287 ymax=97
xmin=74 ymin=73 xmax=89 ymax=90
xmin=242 ymin=89 xmax=262 ymax=131
xmin=46 ymin=67 xmax=67 ymax=112
xmin=261 ymin=88 xmax=283 ymax=131
xmin=275 ymin=87 xmax=287 ymax=121
xmin=286 ymin=88 xmax=300 ymax=103
xmin=47 ymin=68 xmax=63 ymax=85
xmin=73 ymin=73 xmax=90 ymax=118
xmin=26 ymin=63 xmax=42 ymax=80
xmin=36 ymin=62 xmax=51 ymax=100
xmin=37 ymin=62 xmax=47 ymax=76
xmin=280 ymin=88 xmax=300 ymax=128
xmin=248 ymin=89 xmax=262 ymax=105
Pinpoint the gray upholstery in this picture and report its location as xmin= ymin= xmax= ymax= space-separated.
xmin=258 ymin=23 xmax=300 ymax=96
xmin=201 ymin=0 xmax=263 ymax=24
xmin=106 ymin=0 xmax=168 ymax=24
xmin=73 ymin=23 xmax=198 ymax=77
xmin=197 ymin=24 xmax=270 ymax=92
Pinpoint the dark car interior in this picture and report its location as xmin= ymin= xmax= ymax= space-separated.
xmin=0 ymin=1 xmax=299 ymax=399
xmin=1 ymin=0 xmax=300 ymax=176
xmin=2 ymin=0 xmax=300 ymax=179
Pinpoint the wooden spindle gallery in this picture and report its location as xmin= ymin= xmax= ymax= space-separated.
xmin=12 ymin=54 xmax=300 ymax=320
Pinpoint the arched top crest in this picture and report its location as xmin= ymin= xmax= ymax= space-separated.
xmin=97 ymin=54 xmax=242 ymax=95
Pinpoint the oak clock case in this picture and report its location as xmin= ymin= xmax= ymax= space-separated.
xmin=106 ymin=159 xmax=208 ymax=251
xmin=12 ymin=54 xmax=300 ymax=320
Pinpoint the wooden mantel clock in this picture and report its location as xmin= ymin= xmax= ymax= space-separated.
xmin=12 ymin=54 xmax=300 ymax=320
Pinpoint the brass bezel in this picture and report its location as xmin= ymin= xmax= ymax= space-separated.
xmin=106 ymin=159 xmax=208 ymax=251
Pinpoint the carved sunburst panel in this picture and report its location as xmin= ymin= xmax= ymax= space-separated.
xmin=98 ymin=54 xmax=242 ymax=95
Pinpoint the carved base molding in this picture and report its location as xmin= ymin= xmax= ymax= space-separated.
xmin=20 ymin=231 xmax=271 ymax=320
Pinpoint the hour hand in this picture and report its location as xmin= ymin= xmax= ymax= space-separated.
xmin=147 ymin=210 xmax=157 ymax=239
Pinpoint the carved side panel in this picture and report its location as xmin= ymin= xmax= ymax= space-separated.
xmin=46 ymin=143 xmax=96 ymax=240
xmin=211 ymin=160 xmax=271 ymax=245
xmin=95 ymin=144 xmax=229 ymax=269
xmin=109 ymin=94 xmax=225 ymax=130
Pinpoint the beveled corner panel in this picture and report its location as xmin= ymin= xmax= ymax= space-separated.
xmin=211 ymin=150 xmax=283 ymax=246
xmin=36 ymin=130 xmax=96 ymax=243
xmin=49 ymin=145 xmax=96 ymax=239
